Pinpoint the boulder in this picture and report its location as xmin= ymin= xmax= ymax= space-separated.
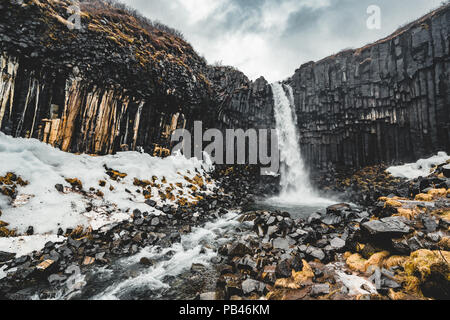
xmin=228 ymin=242 xmax=252 ymax=257
xmin=422 ymin=216 xmax=438 ymax=233
xmin=0 ymin=251 xmax=15 ymax=263
xmin=241 ymin=279 xmax=266 ymax=295
xmin=311 ymin=283 xmax=330 ymax=296
xmin=330 ymin=237 xmax=346 ymax=251
xmin=321 ymin=214 xmax=343 ymax=226
xmin=276 ymin=255 xmax=303 ymax=278
xmin=199 ymin=292 xmax=216 ymax=300
xmin=326 ymin=203 xmax=351 ymax=214
xmin=234 ymin=255 xmax=257 ymax=272
xmin=442 ymin=164 xmax=450 ymax=178
xmin=305 ymin=247 xmax=326 ymax=261
xmin=361 ymin=217 xmax=412 ymax=239
xmin=273 ymin=237 xmax=290 ymax=251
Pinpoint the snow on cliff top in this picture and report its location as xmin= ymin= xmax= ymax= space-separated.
xmin=0 ymin=132 xmax=215 ymax=238
xmin=387 ymin=152 xmax=450 ymax=179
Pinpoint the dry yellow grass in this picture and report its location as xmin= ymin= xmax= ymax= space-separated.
xmin=346 ymin=253 xmax=367 ymax=273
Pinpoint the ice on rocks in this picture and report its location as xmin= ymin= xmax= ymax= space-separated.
xmin=0 ymin=132 xmax=215 ymax=241
xmin=387 ymin=152 xmax=450 ymax=179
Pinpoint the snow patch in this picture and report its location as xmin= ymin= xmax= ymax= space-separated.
xmin=335 ymin=270 xmax=377 ymax=296
xmin=0 ymin=265 xmax=7 ymax=280
xmin=387 ymin=152 xmax=450 ymax=180
xmin=0 ymin=234 xmax=66 ymax=257
xmin=0 ymin=132 xmax=215 ymax=235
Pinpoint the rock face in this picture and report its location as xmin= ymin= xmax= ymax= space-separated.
xmin=0 ymin=0 xmax=212 ymax=155
xmin=207 ymin=4 xmax=450 ymax=169
xmin=287 ymin=5 xmax=450 ymax=169
xmin=0 ymin=0 xmax=449 ymax=170
xmin=205 ymin=67 xmax=274 ymax=131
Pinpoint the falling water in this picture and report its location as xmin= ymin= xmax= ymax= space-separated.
xmin=269 ymin=82 xmax=333 ymax=206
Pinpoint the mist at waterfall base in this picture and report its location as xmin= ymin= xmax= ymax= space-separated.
xmin=249 ymin=83 xmax=336 ymax=219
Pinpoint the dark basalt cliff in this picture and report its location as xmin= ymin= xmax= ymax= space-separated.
xmin=287 ymin=5 xmax=450 ymax=169
xmin=205 ymin=4 xmax=450 ymax=169
xmin=206 ymin=66 xmax=274 ymax=131
xmin=1 ymin=0 xmax=449 ymax=169
xmin=0 ymin=0 xmax=214 ymax=155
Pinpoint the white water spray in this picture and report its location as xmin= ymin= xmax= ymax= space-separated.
xmin=270 ymin=82 xmax=333 ymax=206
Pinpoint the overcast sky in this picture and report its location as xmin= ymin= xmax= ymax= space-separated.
xmin=121 ymin=0 xmax=444 ymax=82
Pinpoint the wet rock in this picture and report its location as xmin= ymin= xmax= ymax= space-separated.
xmin=442 ymin=164 xmax=450 ymax=178
xmin=262 ymin=265 xmax=277 ymax=283
xmin=361 ymin=217 xmax=412 ymax=239
xmin=426 ymin=232 xmax=441 ymax=242
xmin=83 ymin=256 xmax=95 ymax=265
xmin=26 ymin=226 xmax=34 ymax=236
xmin=191 ymin=263 xmax=207 ymax=273
xmin=321 ymin=214 xmax=343 ymax=226
xmin=95 ymin=252 xmax=108 ymax=264
xmin=311 ymin=283 xmax=330 ymax=296
xmin=14 ymin=255 xmax=30 ymax=265
xmin=199 ymin=292 xmax=216 ymax=300
xmin=36 ymin=259 xmax=55 ymax=272
xmin=406 ymin=236 xmax=424 ymax=252
xmin=219 ymin=274 xmax=243 ymax=299
xmin=266 ymin=216 xmax=276 ymax=225
xmin=0 ymin=251 xmax=15 ymax=262
xmin=68 ymin=237 xmax=82 ymax=249
xmin=179 ymin=225 xmax=191 ymax=234
xmin=305 ymin=247 xmax=326 ymax=261
xmin=211 ymin=256 xmax=222 ymax=264
xmin=315 ymin=239 xmax=329 ymax=248
xmin=266 ymin=225 xmax=278 ymax=237
xmin=228 ymin=242 xmax=252 ymax=257
xmin=308 ymin=213 xmax=322 ymax=224
xmin=132 ymin=232 xmax=143 ymax=243
xmin=273 ymin=237 xmax=290 ymax=251
xmin=150 ymin=217 xmax=160 ymax=226
xmin=241 ymin=279 xmax=265 ymax=295
xmin=422 ymin=216 xmax=438 ymax=233
xmin=327 ymin=203 xmax=351 ymax=214
xmin=48 ymin=274 xmax=67 ymax=286
xmin=276 ymin=255 xmax=303 ymax=278
xmin=234 ymin=255 xmax=257 ymax=272
xmin=145 ymin=200 xmax=157 ymax=207
xmin=139 ymin=257 xmax=153 ymax=266
xmin=330 ymin=237 xmax=346 ymax=251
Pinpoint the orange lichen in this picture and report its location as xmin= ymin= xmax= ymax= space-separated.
xmin=415 ymin=193 xmax=433 ymax=202
xmin=65 ymin=178 xmax=83 ymax=190
xmin=133 ymin=178 xmax=152 ymax=188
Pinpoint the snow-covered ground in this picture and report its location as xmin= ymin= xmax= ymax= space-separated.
xmin=0 ymin=133 xmax=215 ymax=256
xmin=387 ymin=152 xmax=450 ymax=179
xmin=0 ymin=234 xmax=66 ymax=257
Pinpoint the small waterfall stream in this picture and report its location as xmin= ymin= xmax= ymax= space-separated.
xmin=264 ymin=82 xmax=334 ymax=211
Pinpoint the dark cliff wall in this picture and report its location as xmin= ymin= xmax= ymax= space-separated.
xmin=206 ymin=66 xmax=274 ymax=131
xmin=287 ymin=4 xmax=450 ymax=169
xmin=1 ymin=0 xmax=449 ymax=170
xmin=0 ymin=0 xmax=214 ymax=155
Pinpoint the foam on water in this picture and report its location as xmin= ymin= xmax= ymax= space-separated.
xmin=92 ymin=211 xmax=241 ymax=300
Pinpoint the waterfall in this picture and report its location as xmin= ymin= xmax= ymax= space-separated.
xmin=270 ymin=82 xmax=332 ymax=206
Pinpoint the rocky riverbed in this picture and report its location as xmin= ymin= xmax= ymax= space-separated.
xmin=0 ymin=155 xmax=449 ymax=300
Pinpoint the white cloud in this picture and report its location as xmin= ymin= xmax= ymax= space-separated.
xmin=121 ymin=0 xmax=443 ymax=82
xmin=179 ymin=0 xmax=226 ymax=24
